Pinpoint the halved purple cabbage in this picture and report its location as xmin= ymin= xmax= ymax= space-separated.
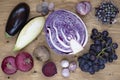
xmin=44 ymin=10 xmax=88 ymax=54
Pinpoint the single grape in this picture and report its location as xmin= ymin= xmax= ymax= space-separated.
xmin=94 ymin=40 xmax=101 ymax=45
xmin=93 ymin=65 xmax=99 ymax=72
xmin=90 ymin=44 xmax=96 ymax=51
xmin=104 ymin=52 xmax=109 ymax=57
xmin=89 ymin=50 xmax=96 ymax=55
xmin=95 ymin=45 xmax=102 ymax=53
xmin=99 ymin=64 xmax=105 ymax=69
xmin=91 ymin=35 xmax=97 ymax=40
xmin=102 ymin=30 xmax=109 ymax=37
xmin=86 ymin=53 xmax=91 ymax=58
xmin=92 ymin=28 xmax=98 ymax=36
xmin=108 ymin=58 xmax=113 ymax=63
xmin=101 ymin=42 xmax=106 ymax=48
xmin=78 ymin=56 xmax=83 ymax=63
xmin=82 ymin=54 xmax=89 ymax=60
xmin=94 ymin=58 xmax=99 ymax=64
xmin=111 ymin=53 xmax=118 ymax=60
xmin=88 ymin=67 xmax=95 ymax=74
xmin=83 ymin=64 xmax=90 ymax=72
xmin=102 ymin=58 xmax=108 ymax=63
xmin=79 ymin=59 xmax=86 ymax=66
xmin=112 ymin=43 xmax=118 ymax=49
xmin=97 ymin=32 xmax=102 ymax=38
xmin=80 ymin=64 xmax=88 ymax=72
xmin=105 ymin=37 xmax=112 ymax=46
xmin=98 ymin=58 xmax=105 ymax=65
xmin=88 ymin=61 xmax=93 ymax=66
xmin=90 ymin=54 xmax=96 ymax=61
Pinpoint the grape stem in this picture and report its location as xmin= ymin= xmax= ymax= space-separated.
xmin=97 ymin=48 xmax=106 ymax=57
xmin=97 ymin=44 xmax=113 ymax=57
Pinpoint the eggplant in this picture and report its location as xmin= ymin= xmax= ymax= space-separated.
xmin=5 ymin=2 xmax=30 ymax=37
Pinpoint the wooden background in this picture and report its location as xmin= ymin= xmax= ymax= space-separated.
xmin=0 ymin=0 xmax=120 ymax=80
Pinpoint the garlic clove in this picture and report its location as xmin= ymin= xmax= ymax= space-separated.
xmin=69 ymin=61 xmax=77 ymax=72
xmin=61 ymin=68 xmax=70 ymax=78
xmin=61 ymin=59 xmax=69 ymax=68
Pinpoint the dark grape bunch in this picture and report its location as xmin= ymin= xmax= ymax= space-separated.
xmin=95 ymin=1 xmax=119 ymax=24
xmin=78 ymin=28 xmax=118 ymax=74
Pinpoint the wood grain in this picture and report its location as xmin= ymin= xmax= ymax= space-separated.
xmin=0 ymin=0 xmax=120 ymax=80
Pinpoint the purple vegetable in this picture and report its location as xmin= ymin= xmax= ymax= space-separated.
xmin=1 ymin=56 xmax=17 ymax=75
xmin=44 ymin=10 xmax=88 ymax=54
xmin=5 ymin=3 xmax=30 ymax=37
xmin=42 ymin=61 xmax=57 ymax=77
xmin=15 ymin=52 xmax=33 ymax=72
xmin=76 ymin=1 xmax=91 ymax=16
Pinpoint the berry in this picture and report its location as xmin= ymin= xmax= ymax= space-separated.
xmin=92 ymin=28 xmax=98 ymax=36
xmin=78 ymin=28 xmax=118 ymax=75
xmin=111 ymin=53 xmax=118 ymax=60
xmin=88 ymin=67 xmax=95 ymax=74
xmin=90 ymin=54 xmax=96 ymax=61
xmin=94 ymin=40 xmax=101 ymax=45
xmin=105 ymin=37 xmax=112 ymax=46
xmin=102 ymin=30 xmax=109 ymax=37
xmin=95 ymin=2 xmax=119 ymax=24
xmin=99 ymin=64 xmax=105 ymax=69
xmin=112 ymin=43 xmax=118 ymax=49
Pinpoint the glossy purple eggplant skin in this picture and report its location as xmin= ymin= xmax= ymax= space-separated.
xmin=5 ymin=3 xmax=30 ymax=37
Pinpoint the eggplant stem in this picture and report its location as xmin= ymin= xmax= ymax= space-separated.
xmin=5 ymin=33 xmax=12 ymax=38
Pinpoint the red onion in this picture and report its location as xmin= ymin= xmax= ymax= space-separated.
xmin=1 ymin=56 xmax=17 ymax=75
xmin=76 ymin=1 xmax=91 ymax=15
xmin=44 ymin=10 xmax=88 ymax=54
xmin=15 ymin=52 xmax=33 ymax=72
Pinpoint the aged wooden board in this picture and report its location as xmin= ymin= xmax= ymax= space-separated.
xmin=0 ymin=0 xmax=120 ymax=80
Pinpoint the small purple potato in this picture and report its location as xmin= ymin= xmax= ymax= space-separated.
xmin=33 ymin=45 xmax=50 ymax=62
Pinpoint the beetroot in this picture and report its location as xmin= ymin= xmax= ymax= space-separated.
xmin=15 ymin=52 xmax=33 ymax=72
xmin=42 ymin=61 xmax=57 ymax=77
xmin=1 ymin=56 xmax=17 ymax=75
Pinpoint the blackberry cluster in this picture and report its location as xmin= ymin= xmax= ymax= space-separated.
xmin=78 ymin=28 xmax=118 ymax=74
xmin=95 ymin=2 xmax=119 ymax=24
